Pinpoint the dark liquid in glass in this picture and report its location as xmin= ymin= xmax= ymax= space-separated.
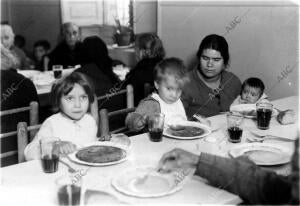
xmin=54 ymin=70 xmax=62 ymax=79
xmin=41 ymin=154 xmax=59 ymax=173
xmin=149 ymin=128 xmax=163 ymax=142
xmin=257 ymin=108 xmax=272 ymax=129
xmin=58 ymin=185 xmax=81 ymax=206
xmin=227 ymin=126 xmax=243 ymax=143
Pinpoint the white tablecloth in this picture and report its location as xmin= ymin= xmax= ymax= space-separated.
xmin=0 ymin=96 xmax=298 ymax=205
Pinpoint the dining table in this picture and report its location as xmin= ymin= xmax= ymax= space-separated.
xmin=0 ymin=95 xmax=298 ymax=205
xmin=18 ymin=68 xmax=76 ymax=107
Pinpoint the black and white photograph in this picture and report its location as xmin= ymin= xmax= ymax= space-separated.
xmin=0 ymin=0 xmax=299 ymax=205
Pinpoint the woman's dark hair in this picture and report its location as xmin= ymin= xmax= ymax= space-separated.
xmin=51 ymin=72 xmax=95 ymax=112
xmin=241 ymin=77 xmax=265 ymax=97
xmin=135 ymin=33 xmax=165 ymax=59
xmin=82 ymin=36 xmax=112 ymax=69
xmin=196 ymin=34 xmax=230 ymax=67
xmin=81 ymin=36 xmax=119 ymax=83
xmin=34 ymin=40 xmax=51 ymax=51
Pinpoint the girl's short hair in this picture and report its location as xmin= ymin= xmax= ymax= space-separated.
xmin=51 ymin=72 xmax=95 ymax=112
xmin=241 ymin=77 xmax=265 ymax=97
xmin=197 ymin=34 xmax=230 ymax=67
xmin=135 ymin=33 xmax=165 ymax=59
xmin=154 ymin=57 xmax=189 ymax=88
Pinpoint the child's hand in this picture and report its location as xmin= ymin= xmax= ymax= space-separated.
xmin=58 ymin=141 xmax=77 ymax=154
xmin=130 ymin=113 xmax=146 ymax=131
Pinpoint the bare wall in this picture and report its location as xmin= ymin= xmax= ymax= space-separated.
xmin=158 ymin=1 xmax=299 ymax=100
xmin=3 ymin=0 xmax=61 ymax=54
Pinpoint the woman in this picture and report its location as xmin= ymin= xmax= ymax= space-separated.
xmin=1 ymin=24 xmax=30 ymax=70
xmin=124 ymin=33 xmax=165 ymax=106
xmin=181 ymin=34 xmax=241 ymax=117
xmin=76 ymin=36 xmax=122 ymax=111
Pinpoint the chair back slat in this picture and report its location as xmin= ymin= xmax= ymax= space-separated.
xmin=0 ymin=122 xmax=41 ymax=166
xmin=0 ymin=107 xmax=30 ymax=116
xmin=17 ymin=122 xmax=28 ymax=163
xmin=29 ymin=102 xmax=39 ymax=139
xmin=0 ymin=131 xmax=18 ymax=139
xmin=126 ymin=85 xmax=134 ymax=108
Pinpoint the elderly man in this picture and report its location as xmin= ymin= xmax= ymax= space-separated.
xmin=47 ymin=22 xmax=84 ymax=69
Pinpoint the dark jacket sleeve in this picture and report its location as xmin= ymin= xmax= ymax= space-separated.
xmin=195 ymin=153 xmax=293 ymax=204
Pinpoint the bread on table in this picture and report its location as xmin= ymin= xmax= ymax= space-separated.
xmin=277 ymin=109 xmax=296 ymax=125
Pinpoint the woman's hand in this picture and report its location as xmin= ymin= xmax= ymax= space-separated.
xmin=57 ymin=141 xmax=77 ymax=154
xmin=157 ymin=148 xmax=200 ymax=173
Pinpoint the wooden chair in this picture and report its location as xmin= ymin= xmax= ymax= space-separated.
xmin=0 ymin=101 xmax=39 ymax=140
xmin=98 ymin=85 xmax=135 ymax=138
xmin=0 ymin=122 xmax=41 ymax=164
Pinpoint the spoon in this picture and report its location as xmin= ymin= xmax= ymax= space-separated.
xmin=59 ymin=159 xmax=77 ymax=173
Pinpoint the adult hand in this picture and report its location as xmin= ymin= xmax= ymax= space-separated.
xmin=57 ymin=141 xmax=77 ymax=154
xmin=157 ymin=148 xmax=200 ymax=173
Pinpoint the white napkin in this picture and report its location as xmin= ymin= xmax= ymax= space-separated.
xmin=250 ymin=124 xmax=298 ymax=140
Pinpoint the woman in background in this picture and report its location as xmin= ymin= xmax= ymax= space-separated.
xmin=1 ymin=24 xmax=31 ymax=70
xmin=124 ymin=33 xmax=165 ymax=106
xmin=181 ymin=34 xmax=241 ymax=117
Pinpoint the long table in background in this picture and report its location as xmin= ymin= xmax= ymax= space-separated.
xmin=0 ymin=96 xmax=298 ymax=205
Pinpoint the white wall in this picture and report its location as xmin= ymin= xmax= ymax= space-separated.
xmin=158 ymin=1 xmax=299 ymax=100
xmin=133 ymin=0 xmax=157 ymax=34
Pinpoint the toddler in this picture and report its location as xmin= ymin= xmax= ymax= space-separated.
xmin=25 ymin=72 xmax=98 ymax=160
xmin=230 ymin=77 xmax=268 ymax=108
xmin=126 ymin=57 xmax=189 ymax=131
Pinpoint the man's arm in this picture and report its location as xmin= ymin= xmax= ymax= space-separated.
xmin=195 ymin=153 xmax=292 ymax=204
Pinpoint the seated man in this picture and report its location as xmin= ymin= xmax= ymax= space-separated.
xmin=158 ymin=139 xmax=299 ymax=204
xmin=46 ymin=22 xmax=84 ymax=70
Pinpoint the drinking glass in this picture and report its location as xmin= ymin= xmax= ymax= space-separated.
xmin=53 ymin=65 xmax=63 ymax=79
xmin=40 ymin=138 xmax=60 ymax=173
xmin=56 ymin=175 xmax=82 ymax=206
xmin=256 ymin=102 xmax=273 ymax=130
xmin=226 ymin=112 xmax=243 ymax=143
xmin=147 ymin=113 xmax=165 ymax=142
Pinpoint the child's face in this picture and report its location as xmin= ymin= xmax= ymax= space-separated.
xmin=155 ymin=75 xmax=182 ymax=104
xmin=60 ymin=83 xmax=89 ymax=120
xmin=34 ymin=46 xmax=47 ymax=61
xmin=241 ymin=85 xmax=261 ymax=104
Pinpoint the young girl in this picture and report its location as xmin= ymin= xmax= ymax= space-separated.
xmin=125 ymin=57 xmax=189 ymax=132
xmin=25 ymin=72 xmax=98 ymax=160
xmin=230 ymin=77 xmax=268 ymax=108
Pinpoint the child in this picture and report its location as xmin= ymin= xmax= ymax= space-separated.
xmin=125 ymin=33 xmax=165 ymax=106
xmin=32 ymin=40 xmax=51 ymax=71
xmin=125 ymin=57 xmax=189 ymax=132
xmin=230 ymin=77 xmax=268 ymax=108
xmin=25 ymin=72 xmax=98 ymax=160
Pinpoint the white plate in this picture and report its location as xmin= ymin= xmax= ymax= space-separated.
xmin=18 ymin=70 xmax=41 ymax=79
xmin=68 ymin=141 xmax=129 ymax=166
xmin=229 ymin=143 xmax=292 ymax=166
xmin=230 ymin=104 xmax=278 ymax=118
xmin=112 ymin=167 xmax=188 ymax=198
xmin=164 ymin=121 xmax=211 ymax=140
xmin=111 ymin=43 xmax=134 ymax=49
